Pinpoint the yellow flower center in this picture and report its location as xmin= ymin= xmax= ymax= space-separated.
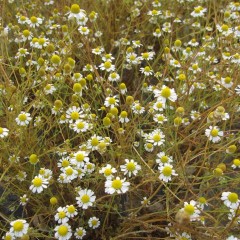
xmin=224 ymin=77 xmax=231 ymax=84
xmin=161 ymin=87 xmax=171 ymax=98
xmin=162 ymin=166 xmax=172 ymax=176
xmin=91 ymin=138 xmax=99 ymax=146
xmin=58 ymin=225 xmax=68 ymax=236
xmin=153 ymin=134 xmax=161 ymax=142
xmin=76 ymin=122 xmax=85 ymax=129
xmin=18 ymin=114 xmax=27 ymax=121
xmin=210 ymin=129 xmax=219 ymax=137
xmin=73 ymin=83 xmax=82 ymax=92
xmin=104 ymin=168 xmax=112 ymax=176
xmin=142 ymin=53 xmax=149 ymax=59
xmin=221 ymin=24 xmax=229 ymax=31
xmin=65 ymin=167 xmax=73 ymax=175
xmin=126 ymin=162 xmax=136 ymax=171
xmin=0 ymin=128 xmax=3 ymax=134
xmin=76 ymin=153 xmax=84 ymax=162
xmin=228 ymin=193 xmax=238 ymax=203
xmin=32 ymin=177 xmax=42 ymax=187
xmin=161 ymin=156 xmax=168 ymax=163
xmin=13 ymin=221 xmax=24 ymax=231
xmin=62 ymin=159 xmax=69 ymax=168
xmin=184 ymin=204 xmax=195 ymax=215
xmin=71 ymin=4 xmax=80 ymax=14
xmin=233 ymin=159 xmax=240 ymax=166
xmin=67 ymin=205 xmax=75 ymax=213
xmin=144 ymin=66 xmax=151 ymax=72
xmin=104 ymin=61 xmax=112 ymax=69
xmin=30 ymin=16 xmax=37 ymax=23
xmin=108 ymin=98 xmax=116 ymax=105
xmin=70 ymin=112 xmax=79 ymax=120
xmin=77 ymin=229 xmax=84 ymax=236
xmin=58 ymin=211 xmax=66 ymax=219
xmin=112 ymin=179 xmax=122 ymax=189
xmin=120 ymin=111 xmax=127 ymax=118
xmin=81 ymin=194 xmax=90 ymax=203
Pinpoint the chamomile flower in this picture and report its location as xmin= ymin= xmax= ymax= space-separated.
xmin=232 ymin=159 xmax=240 ymax=169
xmin=66 ymin=106 xmax=84 ymax=123
xmin=119 ymin=111 xmax=129 ymax=123
xmin=190 ymin=6 xmax=207 ymax=17
xmin=99 ymin=61 xmax=115 ymax=72
xmin=88 ymin=217 xmax=100 ymax=229
xmin=92 ymin=46 xmax=104 ymax=55
xmin=108 ymin=72 xmax=120 ymax=82
xmin=29 ymin=175 xmax=48 ymax=193
xmin=153 ymin=28 xmax=162 ymax=37
xmin=153 ymin=114 xmax=167 ymax=124
xmin=76 ymin=188 xmax=96 ymax=209
xmin=87 ymin=134 xmax=103 ymax=151
xmin=65 ymin=205 xmax=78 ymax=218
xmin=183 ymin=200 xmax=201 ymax=221
xmin=70 ymin=151 xmax=89 ymax=168
xmin=0 ymin=127 xmax=9 ymax=138
xmin=20 ymin=194 xmax=29 ymax=206
xmin=44 ymin=83 xmax=56 ymax=95
xmin=72 ymin=120 xmax=91 ymax=133
xmin=62 ymin=166 xmax=78 ymax=183
xmin=159 ymin=163 xmax=178 ymax=182
xmin=131 ymin=101 xmax=145 ymax=115
xmin=2 ymin=231 xmax=15 ymax=240
xmin=67 ymin=4 xmax=86 ymax=22
xmin=15 ymin=111 xmax=32 ymax=126
xmin=221 ymin=192 xmax=240 ymax=209
xmin=139 ymin=66 xmax=153 ymax=76
xmin=141 ymin=197 xmax=151 ymax=206
xmin=75 ymin=227 xmax=86 ymax=239
xmin=221 ymin=76 xmax=233 ymax=88
xmin=156 ymin=152 xmax=173 ymax=166
xmin=120 ymin=159 xmax=141 ymax=177
xmin=78 ymin=26 xmax=90 ymax=35
xmin=27 ymin=16 xmax=43 ymax=28
xmin=145 ymin=128 xmax=165 ymax=146
xmin=99 ymin=164 xmax=117 ymax=179
xmin=205 ymin=126 xmax=223 ymax=143
xmin=153 ymin=85 xmax=177 ymax=103
xmin=54 ymin=223 xmax=72 ymax=240
xmin=105 ymin=177 xmax=130 ymax=194
xmin=10 ymin=219 xmax=29 ymax=238
xmin=55 ymin=207 xmax=69 ymax=224
xmin=104 ymin=95 xmax=119 ymax=108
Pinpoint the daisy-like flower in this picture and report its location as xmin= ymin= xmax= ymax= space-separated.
xmin=221 ymin=192 xmax=240 ymax=209
xmin=70 ymin=150 xmax=89 ymax=168
xmin=75 ymin=227 xmax=86 ymax=239
xmin=62 ymin=166 xmax=78 ymax=183
xmin=29 ymin=175 xmax=48 ymax=193
xmin=87 ymin=134 xmax=103 ymax=151
xmin=78 ymin=26 xmax=90 ymax=35
xmin=182 ymin=200 xmax=201 ymax=221
xmin=190 ymin=6 xmax=207 ymax=17
xmin=131 ymin=101 xmax=145 ymax=115
xmin=10 ymin=219 xmax=29 ymax=238
xmin=44 ymin=83 xmax=56 ymax=95
xmin=65 ymin=204 xmax=78 ymax=218
xmin=57 ymin=156 xmax=70 ymax=170
xmin=153 ymin=85 xmax=177 ymax=103
xmin=105 ymin=177 xmax=130 ymax=194
xmin=159 ymin=163 xmax=178 ymax=182
xmin=27 ymin=16 xmax=43 ymax=28
xmin=92 ymin=46 xmax=104 ymax=55
xmin=153 ymin=114 xmax=167 ymax=124
xmin=205 ymin=126 xmax=223 ymax=143
xmin=120 ymin=159 xmax=141 ymax=177
xmin=141 ymin=197 xmax=151 ymax=207
xmin=67 ymin=4 xmax=86 ymax=22
xmin=104 ymin=95 xmax=119 ymax=108
xmin=20 ymin=194 xmax=29 ymax=206
xmin=126 ymin=52 xmax=140 ymax=65
xmin=144 ymin=143 xmax=154 ymax=152
xmin=156 ymin=152 xmax=173 ymax=166
xmin=102 ymin=53 xmax=114 ymax=62
xmin=2 ymin=231 xmax=15 ymax=240
xmin=153 ymin=28 xmax=162 ymax=37
xmin=0 ymin=127 xmax=9 ymax=138
xmin=221 ymin=76 xmax=233 ymax=88
xmin=15 ymin=111 xmax=32 ymax=126
xmin=99 ymin=164 xmax=117 ymax=179
xmin=139 ymin=66 xmax=153 ymax=76
xmin=153 ymin=101 xmax=165 ymax=111
xmin=55 ymin=207 xmax=69 ymax=224
xmin=139 ymin=51 xmax=155 ymax=61
xmin=72 ymin=120 xmax=91 ymax=133
xmin=145 ymin=128 xmax=165 ymax=146
xmin=119 ymin=111 xmax=129 ymax=123
xmin=88 ymin=217 xmax=100 ymax=229
xmin=76 ymin=188 xmax=96 ymax=209
xmin=232 ymin=159 xmax=240 ymax=169
xmin=99 ymin=61 xmax=115 ymax=72
xmin=54 ymin=223 xmax=72 ymax=240
xmin=108 ymin=72 xmax=120 ymax=82
xmin=66 ymin=106 xmax=84 ymax=123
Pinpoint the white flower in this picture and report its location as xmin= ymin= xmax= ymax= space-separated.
xmin=67 ymin=4 xmax=86 ymax=22
xmin=159 ymin=163 xmax=178 ymax=182
xmin=10 ymin=219 xmax=29 ymax=238
xmin=139 ymin=66 xmax=153 ymax=76
xmin=153 ymin=114 xmax=167 ymax=124
xmin=190 ymin=6 xmax=207 ymax=17
xmin=104 ymin=95 xmax=119 ymax=108
xmin=15 ymin=111 xmax=32 ymax=126
xmin=70 ymin=151 xmax=89 ymax=168
xmin=205 ymin=126 xmax=223 ymax=143
xmin=145 ymin=128 xmax=165 ymax=146
xmin=55 ymin=207 xmax=69 ymax=224
xmin=0 ymin=127 xmax=9 ymax=138
xmin=88 ymin=217 xmax=100 ymax=229
xmin=29 ymin=175 xmax=48 ymax=193
xmin=54 ymin=223 xmax=72 ymax=240
xmin=99 ymin=61 xmax=115 ymax=72
xmin=99 ymin=164 xmax=117 ymax=179
xmin=153 ymin=85 xmax=177 ymax=103
xmin=156 ymin=152 xmax=173 ymax=166
xmin=131 ymin=101 xmax=145 ymax=115
xmin=232 ymin=159 xmax=240 ymax=169
xmin=44 ymin=84 xmax=56 ymax=95
xmin=141 ymin=197 xmax=151 ymax=206
xmin=66 ymin=106 xmax=84 ymax=123
xmin=108 ymin=72 xmax=120 ymax=82
xmin=119 ymin=111 xmax=129 ymax=123
xmin=65 ymin=205 xmax=78 ymax=218
xmin=76 ymin=188 xmax=96 ymax=209
xmin=182 ymin=200 xmax=201 ymax=221
xmin=74 ymin=227 xmax=86 ymax=239
xmin=62 ymin=166 xmax=78 ymax=182
xmin=221 ymin=192 xmax=240 ymax=209
xmin=120 ymin=159 xmax=141 ymax=177
xmin=78 ymin=26 xmax=90 ymax=35
xmin=105 ymin=177 xmax=130 ymax=194
xmin=20 ymin=194 xmax=29 ymax=206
